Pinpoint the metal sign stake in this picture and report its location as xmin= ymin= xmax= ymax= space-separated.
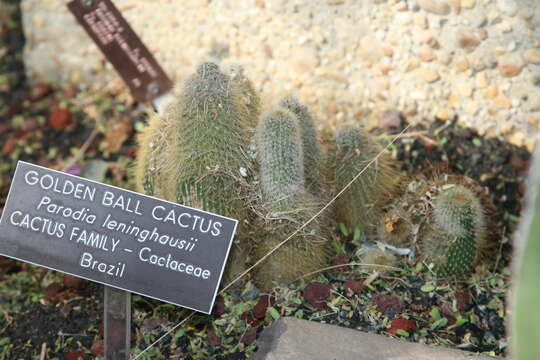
xmin=104 ymin=286 xmax=131 ymax=359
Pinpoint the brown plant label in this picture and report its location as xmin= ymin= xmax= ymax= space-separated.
xmin=0 ymin=162 xmax=238 ymax=314
xmin=67 ymin=0 xmax=173 ymax=102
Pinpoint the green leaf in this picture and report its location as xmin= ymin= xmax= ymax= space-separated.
xmin=431 ymin=317 xmax=448 ymax=330
xmin=472 ymin=137 xmax=482 ymax=147
xmin=268 ymin=307 xmax=281 ymax=320
xmin=455 ymin=316 xmax=469 ymax=327
xmin=295 ymin=310 xmax=304 ymax=319
xmin=430 ymin=307 xmax=441 ymax=320
xmin=352 ymin=228 xmax=361 ymax=243
xmin=396 ymin=329 xmax=410 ymax=337
xmin=421 ymin=284 xmax=436 ymax=292
xmin=338 ymin=223 xmax=349 ymax=237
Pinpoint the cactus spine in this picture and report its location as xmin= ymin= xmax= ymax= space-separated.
xmin=253 ymin=108 xmax=328 ymax=290
xmin=333 ymin=126 xmax=399 ymax=234
xmin=279 ymin=96 xmax=323 ymax=194
xmin=421 ymin=185 xmax=487 ymax=277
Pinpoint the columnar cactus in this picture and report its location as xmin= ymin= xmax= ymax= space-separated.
xmin=421 ymin=185 xmax=487 ymax=277
xmin=134 ymin=109 xmax=175 ymax=199
xmin=135 ymin=62 xmax=260 ymax=282
xmin=279 ymin=96 xmax=323 ymax=194
xmin=253 ymin=198 xmax=329 ymax=290
xmin=172 ymin=62 xmax=256 ymax=216
xmin=257 ymin=108 xmax=305 ymax=211
xmin=253 ymin=108 xmax=329 ymax=290
xmin=333 ymin=126 xmax=399 ymax=234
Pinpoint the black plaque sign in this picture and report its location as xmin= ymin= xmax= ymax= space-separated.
xmin=67 ymin=0 xmax=173 ymax=102
xmin=0 ymin=162 xmax=238 ymax=314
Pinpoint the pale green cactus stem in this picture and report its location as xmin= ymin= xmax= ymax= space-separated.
xmin=279 ymin=96 xmax=323 ymax=194
xmin=257 ymin=107 xmax=305 ymax=212
xmin=254 ymin=107 xmax=329 ymax=290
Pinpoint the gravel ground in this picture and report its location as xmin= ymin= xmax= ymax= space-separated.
xmin=21 ymin=0 xmax=540 ymax=150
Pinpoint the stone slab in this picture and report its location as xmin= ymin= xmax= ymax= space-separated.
xmin=251 ymin=317 xmax=503 ymax=360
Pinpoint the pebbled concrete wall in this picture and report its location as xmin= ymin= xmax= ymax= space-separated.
xmin=22 ymin=0 xmax=540 ymax=147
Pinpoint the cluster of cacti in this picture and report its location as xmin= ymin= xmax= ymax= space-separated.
xmin=135 ymin=62 xmax=330 ymax=289
xmin=135 ymin=61 xmax=497 ymax=288
xmin=511 ymin=147 xmax=540 ymax=360
xmin=333 ymin=126 xmax=400 ymax=235
xmin=377 ymin=174 xmax=494 ymax=277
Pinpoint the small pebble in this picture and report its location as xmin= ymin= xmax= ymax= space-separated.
xmin=436 ymin=108 xmax=451 ymax=120
xmin=484 ymin=85 xmax=499 ymax=99
xmin=498 ymin=61 xmax=522 ymax=77
xmin=448 ymin=0 xmax=461 ymax=13
xmin=418 ymin=46 xmax=436 ymax=61
xmin=414 ymin=14 xmax=428 ymax=29
xmin=455 ymin=58 xmax=470 ymax=73
xmin=419 ymin=67 xmax=441 ymax=83
xmin=494 ymin=95 xmax=512 ymax=109
xmin=379 ymin=109 xmax=403 ymax=129
xmin=461 ymin=0 xmax=476 ymax=8
xmin=416 ymin=0 xmax=451 ymax=15
xmin=496 ymin=0 xmax=518 ymax=17
xmin=437 ymin=51 xmax=452 ymax=65
xmin=457 ymin=31 xmax=481 ymax=52
xmin=475 ymin=71 xmax=488 ymax=88
xmin=523 ymin=49 xmax=540 ymax=64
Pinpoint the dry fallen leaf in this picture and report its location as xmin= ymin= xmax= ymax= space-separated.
xmin=102 ymin=118 xmax=132 ymax=156
xmin=385 ymin=215 xmax=400 ymax=233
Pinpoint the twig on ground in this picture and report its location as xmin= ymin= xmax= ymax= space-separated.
xmin=39 ymin=342 xmax=47 ymax=360
xmin=60 ymin=128 xmax=99 ymax=172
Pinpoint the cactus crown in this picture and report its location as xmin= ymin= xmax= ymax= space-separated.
xmin=279 ymin=96 xmax=322 ymax=194
xmin=227 ymin=64 xmax=261 ymax=127
xmin=433 ymin=185 xmax=484 ymax=238
xmin=257 ymin=108 xmax=305 ymax=212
